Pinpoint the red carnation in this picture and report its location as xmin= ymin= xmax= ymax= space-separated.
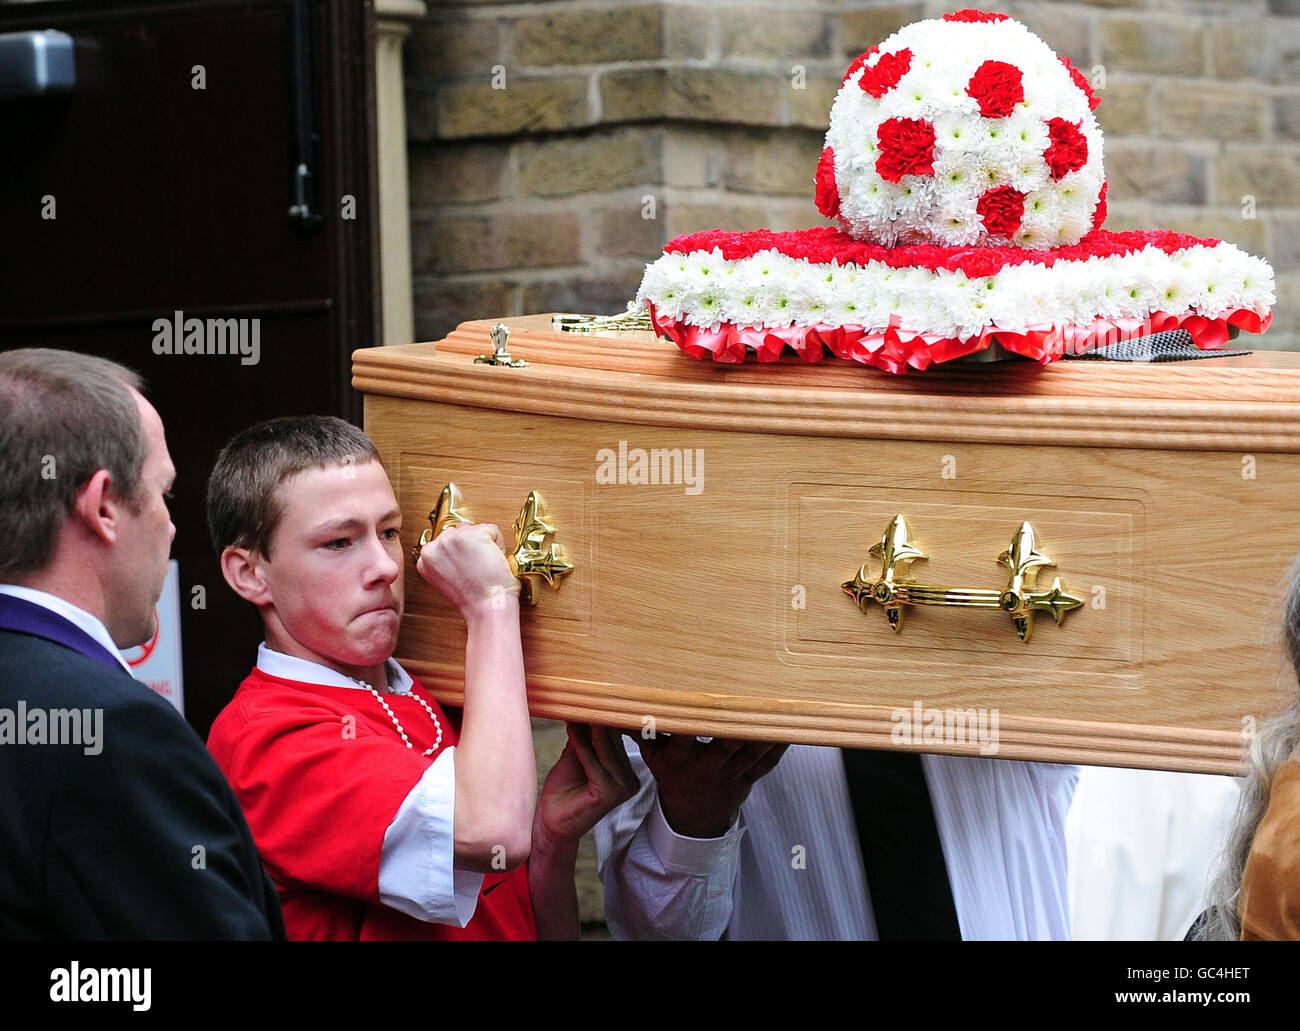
xmin=966 ymin=60 xmax=1024 ymax=118
xmin=1059 ymin=56 xmax=1100 ymax=112
xmin=661 ymin=227 xmax=1209 ymax=279
xmin=1044 ymin=118 xmax=1088 ymax=180
xmin=1090 ymin=179 xmax=1108 ymax=232
xmin=876 ymin=117 xmax=936 ymax=182
xmin=943 ymin=9 xmax=1011 ymax=22
xmin=815 ymin=147 xmax=840 ymax=219
xmin=843 ymin=46 xmax=878 ymax=86
xmin=858 ymin=47 xmax=912 ymax=99
xmin=976 ymin=185 xmax=1026 ymax=237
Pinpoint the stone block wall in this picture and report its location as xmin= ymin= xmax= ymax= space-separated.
xmin=406 ymin=0 xmax=1300 ymax=350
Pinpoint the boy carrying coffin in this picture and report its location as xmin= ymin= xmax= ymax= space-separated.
xmin=205 ymin=416 xmax=635 ymax=939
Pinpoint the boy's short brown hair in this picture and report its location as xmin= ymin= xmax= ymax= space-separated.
xmin=206 ymin=415 xmax=380 ymax=558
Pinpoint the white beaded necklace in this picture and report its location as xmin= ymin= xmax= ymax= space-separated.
xmin=356 ymin=675 xmax=444 ymax=757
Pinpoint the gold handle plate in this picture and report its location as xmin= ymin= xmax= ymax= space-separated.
xmin=413 ymin=482 xmax=573 ymax=607
xmin=842 ymin=515 xmax=1083 ymax=642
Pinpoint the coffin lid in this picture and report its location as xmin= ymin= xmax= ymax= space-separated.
xmin=352 ymin=315 xmax=1300 ymax=453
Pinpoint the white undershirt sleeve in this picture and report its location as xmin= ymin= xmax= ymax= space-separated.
xmin=594 ymin=739 xmax=743 ymax=941
xmin=379 ymin=745 xmax=484 ymax=926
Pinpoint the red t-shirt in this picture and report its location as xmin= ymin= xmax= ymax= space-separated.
xmin=207 ymin=666 xmax=536 ymax=940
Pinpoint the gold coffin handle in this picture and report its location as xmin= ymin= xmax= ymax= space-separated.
xmin=841 ymin=515 xmax=1084 ymax=643
xmin=413 ymin=483 xmax=574 ymax=607
xmin=507 ymin=490 xmax=574 ymax=606
xmin=412 ymin=483 xmax=470 ymax=562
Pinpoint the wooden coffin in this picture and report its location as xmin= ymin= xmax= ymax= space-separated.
xmin=354 ymin=315 xmax=1300 ymax=774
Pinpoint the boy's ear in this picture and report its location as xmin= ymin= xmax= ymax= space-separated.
xmin=220 ymin=546 xmax=272 ymax=606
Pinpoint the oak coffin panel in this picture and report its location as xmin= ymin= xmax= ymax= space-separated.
xmin=356 ymin=316 xmax=1300 ymax=774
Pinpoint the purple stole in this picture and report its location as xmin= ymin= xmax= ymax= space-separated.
xmin=0 ymin=592 xmax=125 ymax=673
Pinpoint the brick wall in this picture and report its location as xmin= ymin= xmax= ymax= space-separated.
xmin=406 ymin=0 xmax=1300 ymax=351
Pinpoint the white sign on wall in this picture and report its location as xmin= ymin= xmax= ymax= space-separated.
xmin=123 ymin=560 xmax=185 ymax=716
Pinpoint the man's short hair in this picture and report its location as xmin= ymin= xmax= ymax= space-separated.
xmin=206 ymin=416 xmax=381 ymax=558
xmin=0 ymin=349 xmax=147 ymax=580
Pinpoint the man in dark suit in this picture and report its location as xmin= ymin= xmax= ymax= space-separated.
xmin=0 ymin=349 xmax=283 ymax=939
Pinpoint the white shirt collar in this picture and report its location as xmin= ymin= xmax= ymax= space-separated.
xmin=255 ymin=642 xmax=414 ymax=694
xmin=0 ymin=584 xmax=134 ymax=674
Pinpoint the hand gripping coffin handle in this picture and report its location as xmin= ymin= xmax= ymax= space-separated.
xmin=841 ymin=515 xmax=1084 ymax=643
xmin=412 ymin=482 xmax=574 ymax=607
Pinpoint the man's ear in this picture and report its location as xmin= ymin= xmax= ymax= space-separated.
xmin=220 ymin=546 xmax=272 ymax=606
xmin=71 ymin=470 xmax=119 ymax=546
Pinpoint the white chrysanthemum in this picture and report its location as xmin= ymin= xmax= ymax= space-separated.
xmin=929 ymin=198 xmax=983 ymax=247
xmin=1237 ymin=251 xmax=1277 ymax=308
xmin=731 ymin=260 xmax=782 ymax=324
xmin=1112 ymin=249 xmax=1169 ymax=318
xmin=822 ymin=260 xmax=869 ymax=315
xmin=962 ymin=117 xmax=1014 ymax=162
xmin=1153 ymin=263 xmax=1199 ymax=315
xmin=1056 ymin=208 xmax=1093 ymax=248
xmin=635 ymin=261 xmax=673 ymax=311
xmin=1009 ymin=222 xmax=1052 ymax=249
xmin=1002 ymin=109 xmax=1051 ymax=159
xmin=679 ymin=248 xmax=726 ymax=280
xmin=896 ymin=178 xmax=936 ymax=216
xmin=979 ymin=261 xmax=1044 ymax=332
xmin=923 ymin=268 xmax=983 ymax=337
xmin=1008 ymin=155 xmax=1050 ymax=194
xmin=1020 ymin=187 xmax=1062 ymax=230
xmin=932 ymin=111 xmax=976 ymax=151
xmin=1188 ymin=265 xmax=1235 ymax=318
xmin=781 ymin=260 xmax=825 ymax=311
xmin=1079 ymin=256 xmax=1127 ymax=321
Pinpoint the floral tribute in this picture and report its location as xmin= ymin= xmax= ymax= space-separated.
xmin=820 ymin=11 xmax=1104 ymax=248
xmin=635 ymin=10 xmax=1275 ymax=374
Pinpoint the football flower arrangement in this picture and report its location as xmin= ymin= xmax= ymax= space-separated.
xmin=636 ymin=9 xmax=1275 ymax=374
xmin=820 ymin=9 xmax=1103 ymax=248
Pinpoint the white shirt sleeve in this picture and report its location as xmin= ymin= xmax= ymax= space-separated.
xmin=378 ymin=745 xmax=484 ymax=926
xmin=593 ymin=739 xmax=744 ymax=941
xmin=924 ymin=755 xmax=1078 ymax=941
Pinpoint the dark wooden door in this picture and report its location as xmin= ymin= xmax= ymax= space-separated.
xmin=0 ymin=0 xmax=377 ymax=737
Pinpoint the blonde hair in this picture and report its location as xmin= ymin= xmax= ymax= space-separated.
xmin=1197 ymin=557 xmax=1300 ymax=940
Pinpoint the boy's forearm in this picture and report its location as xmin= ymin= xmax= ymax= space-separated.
xmin=452 ymin=595 xmax=536 ymax=870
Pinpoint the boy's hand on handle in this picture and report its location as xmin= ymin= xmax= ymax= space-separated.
xmin=415 ymin=521 xmax=521 ymax=619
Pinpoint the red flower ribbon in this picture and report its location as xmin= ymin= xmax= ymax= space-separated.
xmin=665 ymin=227 xmax=1219 ymax=279
xmin=647 ymin=303 xmax=1272 ymax=376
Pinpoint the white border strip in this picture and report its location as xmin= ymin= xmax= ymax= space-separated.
xmin=637 ymin=242 xmax=1274 ymax=339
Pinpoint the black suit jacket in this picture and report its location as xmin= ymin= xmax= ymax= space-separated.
xmin=0 ymin=627 xmax=285 ymax=940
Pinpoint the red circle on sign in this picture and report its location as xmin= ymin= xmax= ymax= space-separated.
xmin=126 ymin=620 xmax=161 ymax=667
